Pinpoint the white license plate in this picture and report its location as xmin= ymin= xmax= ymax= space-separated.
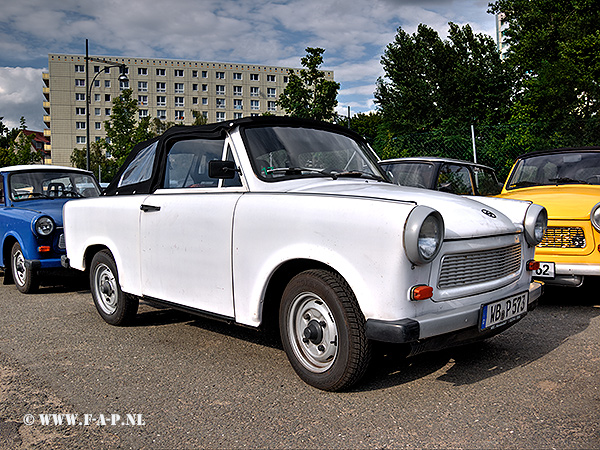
xmin=534 ymin=262 xmax=555 ymax=278
xmin=480 ymin=292 xmax=528 ymax=331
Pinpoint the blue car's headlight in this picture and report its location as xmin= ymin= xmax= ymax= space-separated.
xmin=34 ymin=216 xmax=55 ymax=236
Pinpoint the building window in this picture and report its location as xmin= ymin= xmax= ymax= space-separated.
xmin=138 ymin=67 xmax=148 ymax=76
xmin=216 ymin=111 xmax=225 ymax=121
xmin=202 ymin=71 xmax=208 ymax=78
xmin=156 ymin=82 xmax=166 ymax=93
xmin=75 ymin=93 xmax=86 ymax=101
xmin=234 ymin=112 xmax=243 ymax=119
xmin=250 ymin=87 xmax=259 ymax=97
xmin=76 ymin=136 xmax=86 ymax=144
xmin=105 ymin=108 xmax=111 ymax=116
xmin=251 ymin=100 xmax=259 ymax=110
xmin=202 ymin=98 xmax=208 ymax=105
xmin=75 ymin=107 xmax=86 ymax=115
xmin=267 ymin=75 xmax=276 ymax=82
xmin=283 ymin=76 xmax=289 ymax=83
xmin=94 ymin=66 xmax=101 ymax=73
xmin=105 ymin=94 xmax=111 ymax=102
xmin=175 ymin=110 xmax=184 ymax=120
xmin=268 ymin=101 xmax=276 ymax=111
xmin=233 ymin=72 xmax=242 ymax=80
xmin=216 ymin=85 xmax=225 ymax=95
xmin=75 ymin=65 xmax=84 ymax=73
xmin=174 ymin=83 xmax=184 ymax=93
xmin=139 ymin=109 xmax=148 ymax=118
xmin=94 ymin=94 xmax=101 ymax=102
xmin=95 ymin=122 xmax=101 ymax=130
xmin=192 ymin=70 xmax=198 ymax=77
xmin=76 ymin=121 xmax=86 ymax=129
xmin=216 ymin=71 xmax=225 ymax=79
xmin=157 ymin=110 xmax=167 ymax=120
xmin=267 ymin=88 xmax=276 ymax=98
xmin=216 ymin=98 xmax=225 ymax=109
xmin=174 ymin=69 xmax=184 ymax=77
xmin=192 ymin=83 xmax=198 ymax=91
xmin=138 ymin=81 xmax=148 ymax=92
xmin=138 ymin=95 xmax=148 ymax=105
xmin=233 ymin=86 xmax=242 ymax=96
xmin=94 ymin=79 xmax=100 ymax=88
xmin=120 ymin=80 xmax=129 ymax=90
xmin=157 ymin=96 xmax=166 ymax=106
xmin=94 ymin=108 xmax=101 ymax=116
xmin=156 ymin=68 xmax=166 ymax=76
xmin=201 ymin=111 xmax=208 ymax=119
xmin=175 ymin=97 xmax=185 ymax=107
xmin=202 ymin=84 xmax=208 ymax=92
xmin=75 ymin=79 xmax=85 ymax=87
xmin=105 ymin=80 xmax=111 ymax=88
xmin=234 ymin=99 xmax=243 ymax=110
xmin=192 ymin=97 xmax=198 ymax=105
xmin=250 ymin=73 xmax=259 ymax=81
xmin=120 ymin=66 xmax=128 ymax=75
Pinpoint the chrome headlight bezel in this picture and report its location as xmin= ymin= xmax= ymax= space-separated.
xmin=591 ymin=202 xmax=600 ymax=232
xmin=524 ymin=204 xmax=547 ymax=246
xmin=34 ymin=216 xmax=55 ymax=236
xmin=404 ymin=206 xmax=444 ymax=266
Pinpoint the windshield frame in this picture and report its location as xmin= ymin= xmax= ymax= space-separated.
xmin=506 ymin=150 xmax=600 ymax=190
xmin=240 ymin=124 xmax=388 ymax=183
xmin=8 ymin=170 xmax=102 ymax=202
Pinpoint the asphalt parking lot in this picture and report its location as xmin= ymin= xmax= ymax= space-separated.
xmin=0 ymin=273 xmax=598 ymax=449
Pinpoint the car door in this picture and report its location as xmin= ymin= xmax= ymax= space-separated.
xmin=139 ymin=137 xmax=244 ymax=318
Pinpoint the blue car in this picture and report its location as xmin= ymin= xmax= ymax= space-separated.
xmin=1 ymin=165 xmax=101 ymax=293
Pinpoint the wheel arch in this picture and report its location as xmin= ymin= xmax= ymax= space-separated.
xmin=1 ymin=235 xmax=19 ymax=284
xmin=83 ymin=244 xmax=112 ymax=273
xmin=260 ymin=258 xmax=350 ymax=332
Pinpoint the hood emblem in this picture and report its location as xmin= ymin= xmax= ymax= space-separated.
xmin=481 ymin=209 xmax=497 ymax=218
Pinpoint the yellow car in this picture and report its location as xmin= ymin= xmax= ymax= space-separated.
xmin=498 ymin=147 xmax=600 ymax=287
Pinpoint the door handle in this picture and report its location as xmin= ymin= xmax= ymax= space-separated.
xmin=140 ymin=204 xmax=161 ymax=212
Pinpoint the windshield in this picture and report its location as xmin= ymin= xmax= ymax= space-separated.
xmin=380 ymin=162 xmax=436 ymax=189
xmin=243 ymin=126 xmax=386 ymax=181
xmin=506 ymin=151 xmax=600 ymax=190
xmin=9 ymin=171 xmax=101 ymax=201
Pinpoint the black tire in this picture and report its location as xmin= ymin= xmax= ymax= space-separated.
xmin=11 ymin=242 xmax=39 ymax=294
xmin=279 ymin=269 xmax=371 ymax=391
xmin=89 ymin=250 xmax=138 ymax=326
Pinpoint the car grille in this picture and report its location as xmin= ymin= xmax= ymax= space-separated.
xmin=58 ymin=233 xmax=66 ymax=249
xmin=538 ymin=226 xmax=586 ymax=249
xmin=438 ymin=243 xmax=522 ymax=289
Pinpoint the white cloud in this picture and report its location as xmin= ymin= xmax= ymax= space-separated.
xmin=0 ymin=67 xmax=45 ymax=130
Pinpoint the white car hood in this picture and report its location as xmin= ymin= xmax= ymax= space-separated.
xmin=288 ymin=180 xmax=525 ymax=240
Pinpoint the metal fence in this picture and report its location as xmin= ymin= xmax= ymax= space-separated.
xmin=376 ymin=119 xmax=600 ymax=181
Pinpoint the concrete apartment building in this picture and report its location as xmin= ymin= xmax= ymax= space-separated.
xmin=42 ymin=53 xmax=333 ymax=167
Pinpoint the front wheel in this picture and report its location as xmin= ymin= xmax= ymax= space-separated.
xmin=89 ymin=250 xmax=138 ymax=326
xmin=279 ymin=269 xmax=371 ymax=391
xmin=11 ymin=242 xmax=39 ymax=294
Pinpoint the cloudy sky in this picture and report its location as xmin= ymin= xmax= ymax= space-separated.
xmin=0 ymin=0 xmax=497 ymax=131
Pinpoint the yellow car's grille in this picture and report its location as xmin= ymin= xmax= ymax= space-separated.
xmin=439 ymin=244 xmax=522 ymax=289
xmin=538 ymin=227 xmax=586 ymax=249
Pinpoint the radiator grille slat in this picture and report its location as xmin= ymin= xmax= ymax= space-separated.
xmin=439 ymin=244 xmax=521 ymax=289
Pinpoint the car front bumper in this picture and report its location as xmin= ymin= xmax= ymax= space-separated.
xmin=24 ymin=257 xmax=65 ymax=270
xmin=365 ymin=281 xmax=543 ymax=346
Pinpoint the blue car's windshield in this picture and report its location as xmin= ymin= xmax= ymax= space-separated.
xmin=9 ymin=171 xmax=101 ymax=201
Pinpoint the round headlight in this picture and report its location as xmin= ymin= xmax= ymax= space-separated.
xmin=524 ymin=204 xmax=547 ymax=246
xmin=35 ymin=216 xmax=55 ymax=236
xmin=404 ymin=206 xmax=444 ymax=265
xmin=591 ymin=202 xmax=600 ymax=232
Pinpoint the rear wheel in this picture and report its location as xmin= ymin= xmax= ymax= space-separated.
xmin=89 ymin=250 xmax=138 ymax=326
xmin=11 ymin=242 xmax=39 ymax=294
xmin=279 ymin=269 xmax=371 ymax=391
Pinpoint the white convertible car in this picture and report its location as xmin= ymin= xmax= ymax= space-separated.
xmin=63 ymin=117 xmax=546 ymax=391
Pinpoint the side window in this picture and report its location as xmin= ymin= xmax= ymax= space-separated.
xmin=0 ymin=175 xmax=4 ymax=205
xmin=437 ymin=164 xmax=473 ymax=195
xmin=118 ymin=141 xmax=158 ymax=188
xmin=222 ymin=145 xmax=243 ymax=187
xmin=164 ymin=138 xmax=225 ymax=188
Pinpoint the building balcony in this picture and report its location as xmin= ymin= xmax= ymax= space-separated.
xmin=44 ymin=143 xmax=51 ymax=151
xmin=43 ymin=115 xmax=51 ymax=126
xmin=43 ymin=101 xmax=50 ymax=112
xmin=43 ymin=129 xmax=51 ymax=137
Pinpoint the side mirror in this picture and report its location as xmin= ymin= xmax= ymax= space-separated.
xmin=208 ymin=160 xmax=238 ymax=179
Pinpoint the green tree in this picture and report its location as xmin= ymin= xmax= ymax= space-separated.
xmin=277 ymin=47 xmax=340 ymax=121
xmin=336 ymin=111 xmax=384 ymax=145
xmin=375 ymin=23 xmax=511 ymax=135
